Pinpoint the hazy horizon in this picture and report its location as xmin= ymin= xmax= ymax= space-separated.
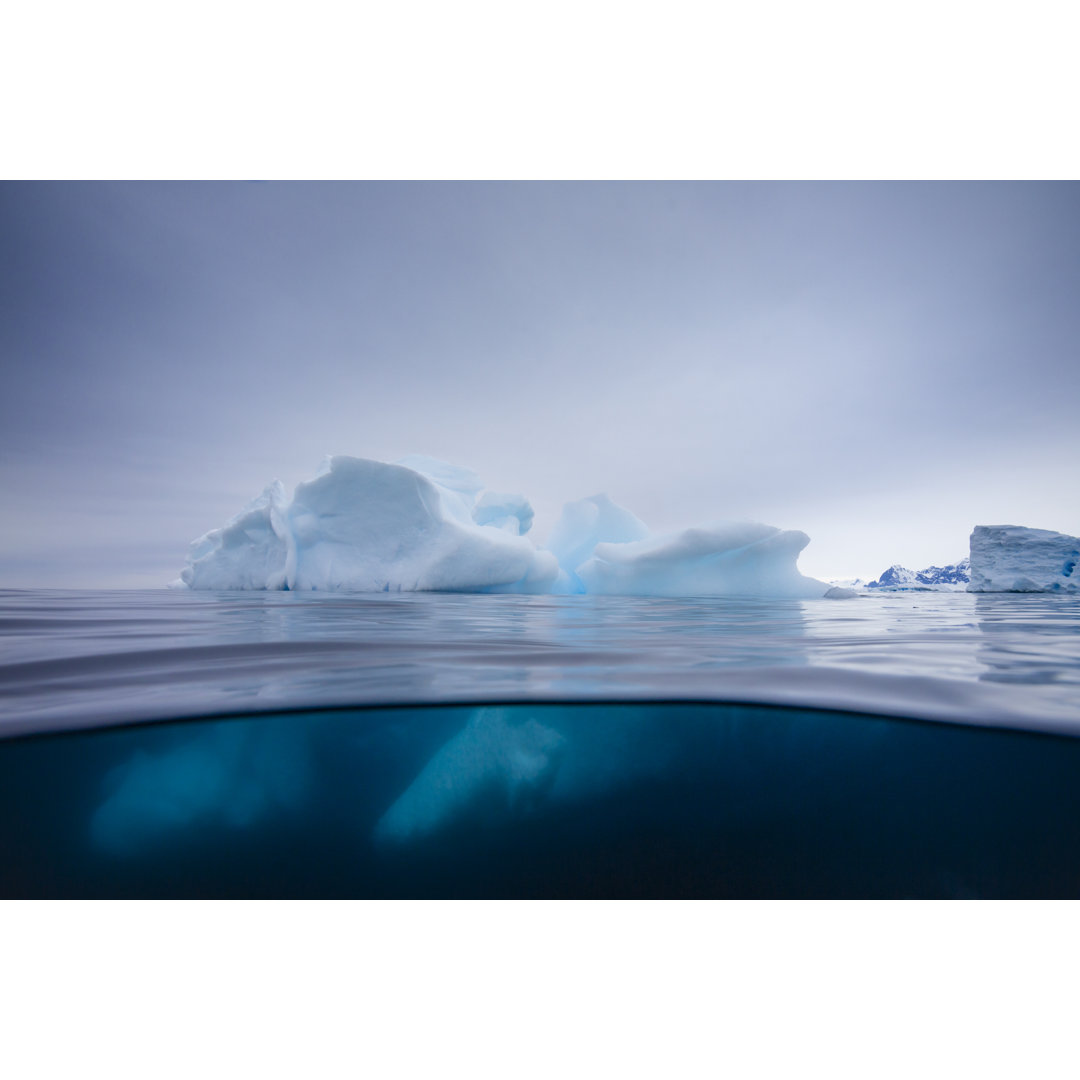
xmin=2 ymin=181 xmax=1078 ymax=588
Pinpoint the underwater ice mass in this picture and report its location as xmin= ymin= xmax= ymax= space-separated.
xmin=177 ymin=455 xmax=829 ymax=598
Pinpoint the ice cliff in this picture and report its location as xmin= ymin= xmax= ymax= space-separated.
xmin=968 ymin=525 xmax=1080 ymax=593
xmin=176 ymin=455 xmax=828 ymax=598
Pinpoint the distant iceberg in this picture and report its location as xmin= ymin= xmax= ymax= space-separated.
xmin=968 ymin=525 xmax=1080 ymax=593
xmin=176 ymin=455 xmax=828 ymax=598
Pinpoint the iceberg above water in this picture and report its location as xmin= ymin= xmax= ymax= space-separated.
xmin=180 ymin=481 xmax=291 ymax=591
xmin=578 ymin=523 xmax=826 ymax=599
xmin=181 ymin=456 xmax=558 ymax=594
xmin=968 ymin=525 xmax=1080 ymax=593
xmin=177 ymin=455 xmax=828 ymax=598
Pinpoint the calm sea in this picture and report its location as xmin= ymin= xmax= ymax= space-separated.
xmin=2 ymin=589 xmax=1079 ymax=897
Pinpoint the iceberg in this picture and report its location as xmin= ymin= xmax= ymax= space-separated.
xmin=578 ymin=522 xmax=827 ymax=598
xmin=179 ymin=481 xmax=290 ymax=591
xmin=968 ymin=525 xmax=1080 ymax=593
xmin=177 ymin=455 xmax=827 ymax=598
xmin=180 ymin=456 xmax=557 ymax=594
xmin=373 ymin=708 xmax=566 ymax=845
xmin=472 ymin=491 xmax=535 ymax=536
xmin=284 ymin=457 xmax=556 ymax=593
xmin=547 ymin=494 xmax=650 ymax=574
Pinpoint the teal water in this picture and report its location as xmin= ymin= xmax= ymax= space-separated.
xmin=3 ymin=701 xmax=1080 ymax=898
xmin=2 ymin=589 xmax=1079 ymax=897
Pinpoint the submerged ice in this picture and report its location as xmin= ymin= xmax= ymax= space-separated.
xmin=90 ymin=719 xmax=311 ymax=856
xmin=374 ymin=708 xmax=566 ymax=845
xmin=177 ymin=455 xmax=828 ymax=598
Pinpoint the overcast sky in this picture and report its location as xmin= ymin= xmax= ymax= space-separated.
xmin=1 ymin=181 xmax=1077 ymax=587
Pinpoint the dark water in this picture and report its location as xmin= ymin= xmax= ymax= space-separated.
xmin=2 ymin=589 xmax=1079 ymax=897
xmin=3 ymin=701 xmax=1080 ymax=898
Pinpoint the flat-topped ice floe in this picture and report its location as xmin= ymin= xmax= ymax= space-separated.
xmin=968 ymin=525 xmax=1080 ymax=593
xmin=176 ymin=455 xmax=828 ymax=597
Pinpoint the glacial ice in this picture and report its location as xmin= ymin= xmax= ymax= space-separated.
xmin=284 ymin=457 xmax=556 ymax=593
xmin=577 ymin=522 xmax=827 ymax=598
xmin=546 ymin=494 xmax=651 ymax=591
xmin=177 ymin=455 xmax=828 ymax=598
xmin=91 ymin=719 xmax=311 ymax=856
xmin=860 ymin=559 xmax=971 ymax=592
xmin=373 ymin=708 xmax=566 ymax=845
xmin=179 ymin=481 xmax=290 ymax=591
xmin=968 ymin=525 xmax=1080 ymax=593
xmin=180 ymin=456 xmax=557 ymax=594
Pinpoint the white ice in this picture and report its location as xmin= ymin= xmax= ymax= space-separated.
xmin=283 ymin=457 xmax=556 ymax=592
xmin=576 ymin=521 xmax=827 ymax=598
xmin=176 ymin=455 xmax=827 ymax=598
xmin=179 ymin=456 xmax=557 ymax=594
xmin=178 ymin=481 xmax=290 ymax=590
xmin=968 ymin=525 xmax=1080 ymax=593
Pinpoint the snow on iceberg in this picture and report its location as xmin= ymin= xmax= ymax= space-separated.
xmin=968 ymin=525 xmax=1080 ymax=593
xmin=177 ymin=456 xmax=827 ymax=598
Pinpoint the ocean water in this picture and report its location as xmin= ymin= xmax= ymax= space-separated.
xmin=2 ymin=589 xmax=1079 ymax=897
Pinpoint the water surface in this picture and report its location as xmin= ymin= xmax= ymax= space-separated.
xmin=2 ymin=589 xmax=1078 ymax=736
xmin=2 ymin=589 xmax=1079 ymax=897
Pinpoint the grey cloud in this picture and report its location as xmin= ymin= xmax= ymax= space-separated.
xmin=1 ymin=181 xmax=1077 ymax=585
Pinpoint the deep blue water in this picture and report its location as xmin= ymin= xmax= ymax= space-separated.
xmin=2 ymin=589 xmax=1079 ymax=897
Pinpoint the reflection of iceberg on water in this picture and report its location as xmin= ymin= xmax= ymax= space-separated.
xmin=373 ymin=708 xmax=566 ymax=845
xmin=91 ymin=720 xmax=311 ymax=856
xmin=176 ymin=455 xmax=827 ymax=598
